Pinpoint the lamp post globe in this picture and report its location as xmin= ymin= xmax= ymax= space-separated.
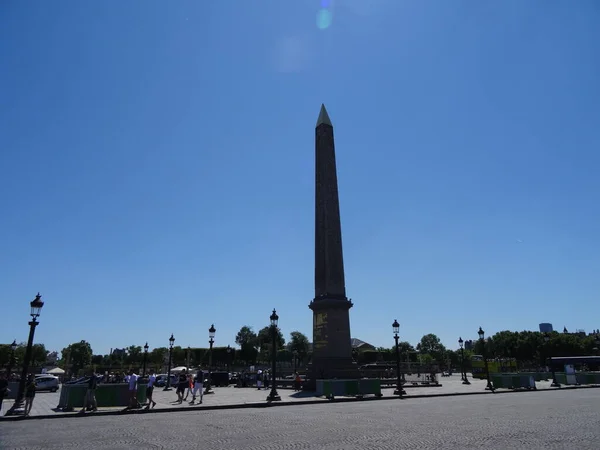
xmin=164 ymin=334 xmax=175 ymax=391
xmin=6 ymin=293 xmax=45 ymax=416
xmin=267 ymin=309 xmax=281 ymax=402
xmin=205 ymin=325 xmax=216 ymax=394
xmin=477 ymin=326 xmax=494 ymax=391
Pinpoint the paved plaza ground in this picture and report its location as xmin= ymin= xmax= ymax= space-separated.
xmin=0 ymin=375 xmax=561 ymax=419
xmin=1 ymin=388 xmax=598 ymax=449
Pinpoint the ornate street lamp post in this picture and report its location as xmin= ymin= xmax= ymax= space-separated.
xmin=5 ymin=340 xmax=17 ymax=381
xmin=142 ymin=342 xmax=149 ymax=377
xmin=164 ymin=334 xmax=175 ymax=391
xmin=392 ymin=320 xmax=404 ymax=397
xmin=267 ymin=309 xmax=281 ymax=402
xmin=204 ymin=324 xmax=216 ymax=394
xmin=226 ymin=345 xmax=232 ymax=375
xmin=186 ymin=346 xmax=191 ymax=370
xmin=545 ymin=334 xmax=560 ymax=387
xmin=6 ymin=293 xmax=44 ymax=416
xmin=293 ymin=350 xmax=298 ymax=373
xmin=459 ymin=337 xmax=470 ymax=384
xmin=478 ymin=327 xmax=494 ymax=391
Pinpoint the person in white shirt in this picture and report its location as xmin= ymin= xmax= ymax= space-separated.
xmin=145 ymin=369 xmax=157 ymax=409
xmin=128 ymin=369 xmax=138 ymax=408
xmin=190 ymin=368 xmax=204 ymax=405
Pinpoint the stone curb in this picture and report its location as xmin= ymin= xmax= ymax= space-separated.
xmin=2 ymin=384 xmax=598 ymax=422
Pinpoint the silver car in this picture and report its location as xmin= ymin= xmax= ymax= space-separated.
xmin=35 ymin=375 xmax=60 ymax=392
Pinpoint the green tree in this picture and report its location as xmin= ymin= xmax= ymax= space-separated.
xmin=149 ymin=347 xmax=168 ymax=367
xmin=125 ymin=345 xmax=143 ymax=365
xmin=235 ymin=326 xmax=258 ymax=364
xmin=61 ymin=340 xmax=93 ymax=374
xmin=256 ymin=326 xmax=285 ymax=361
xmin=287 ymin=331 xmax=310 ymax=364
xmin=30 ymin=344 xmax=48 ymax=367
xmin=417 ymin=334 xmax=446 ymax=362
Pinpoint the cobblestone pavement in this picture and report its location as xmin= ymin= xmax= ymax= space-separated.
xmin=1 ymin=388 xmax=598 ymax=449
xmin=0 ymin=375 xmax=562 ymax=418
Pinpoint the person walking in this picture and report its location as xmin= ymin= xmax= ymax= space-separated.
xmin=256 ymin=370 xmax=263 ymax=390
xmin=294 ymin=372 xmax=302 ymax=391
xmin=80 ymin=370 xmax=98 ymax=413
xmin=176 ymin=370 xmax=187 ymax=403
xmin=128 ymin=369 xmax=139 ymax=409
xmin=0 ymin=372 xmax=10 ymax=414
xmin=24 ymin=374 xmax=36 ymax=416
xmin=183 ymin=372 xmax=193 ymax=401
xmin=145 ymin=369 xmax=157 ymax=409
xmin=190 ymin=367 xmax=204 ymax=405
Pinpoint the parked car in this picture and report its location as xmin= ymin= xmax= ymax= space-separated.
xmin=35 ymin=375 xmax=60 ymax=392
xmin=154 ymin=374 xmax=168 ymax=387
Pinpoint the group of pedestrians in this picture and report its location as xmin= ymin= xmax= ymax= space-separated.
xmin=80 ymin=368 xmax=147 ymax=413
xmin=175 ymin=368 xmax=204 ymax=405
xmin=0 ymin=372 xmax=37 ymax=416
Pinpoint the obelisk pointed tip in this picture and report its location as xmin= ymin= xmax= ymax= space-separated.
xmin=316 ymin=103 xmax=332 ymax=127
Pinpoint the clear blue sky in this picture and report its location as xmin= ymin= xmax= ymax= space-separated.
xmin=1 ymin=1 xmax=599 ymax=357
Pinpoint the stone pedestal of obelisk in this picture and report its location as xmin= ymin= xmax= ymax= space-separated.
xmin=307 ymin=104 xmax=359 ymax=386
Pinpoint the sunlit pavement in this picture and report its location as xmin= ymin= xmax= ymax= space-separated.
xmin=1 ymin=388 xmax=598 ymax=450
xmin=0 ymin=374 xmax=565 ymax=419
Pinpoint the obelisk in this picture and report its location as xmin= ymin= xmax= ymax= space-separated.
xmin=308 ymin=104 xmax=358 ymax=384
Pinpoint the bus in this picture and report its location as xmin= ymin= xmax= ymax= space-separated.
xmin=471 ymin=355 xmax=517 ymax=379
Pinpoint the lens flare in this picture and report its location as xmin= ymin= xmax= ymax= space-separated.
xmin=316 ymin=9 xmax=332 ymax=30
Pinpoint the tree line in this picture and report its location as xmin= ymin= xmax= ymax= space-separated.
xmin=3 ymin=327 xmax=598 ymax=376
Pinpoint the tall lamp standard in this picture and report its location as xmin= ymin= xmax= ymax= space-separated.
xmin=293 ymin=350 xmax=298 ymax=373
xmin=392 ymin=320 xmax=404 ymax=398
xmin=458 ymin=337 xmax=470 ymax=384
xmin=142 ymin=342 xmax=149 ymax=377
xmin=204 ymin=324 xmax=216 ymax=394
xmin=545 ymin=334 xmax=560 ymax=387
xmin=267 ymin=309 xmax=281 ymax=402
xmin=164 ymin=334 xmax=175 ymax=391
xmin=6 ymin=340 xmax=17 ymax=381
xmin=478 ymin=327 xmax=494 ymax=391
xmin=6 ymin=293 xmax=44 ymax=416
xmin=226 ymin=345 xmax=232 ymax=375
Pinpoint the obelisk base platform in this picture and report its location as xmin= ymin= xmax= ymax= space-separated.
xmin=306 ymin=359 xmax=360 ymax=391
xmin=306 ymin=296 xmax=360 ymax=390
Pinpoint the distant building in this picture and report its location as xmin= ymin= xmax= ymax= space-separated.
xmin=539 ymin=323 xmax=553 ymax=333
xmin=350 ymin=338 xmax=376 ymax=352
xmin=464 ymin=340 xmax=474 ymax=351
xmin=45 ymin=351 xmax=58 ymax=366
xmin=111 ymin=348 xmax=126 ymax=357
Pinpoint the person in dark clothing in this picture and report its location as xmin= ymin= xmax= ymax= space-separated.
xmin=24 ymin=374 xmax=36 ymax=416
xmin=80 ymin=370 xmax=98 ymax=413
xmin=176 ymin=370 xmax=187 ymax=403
